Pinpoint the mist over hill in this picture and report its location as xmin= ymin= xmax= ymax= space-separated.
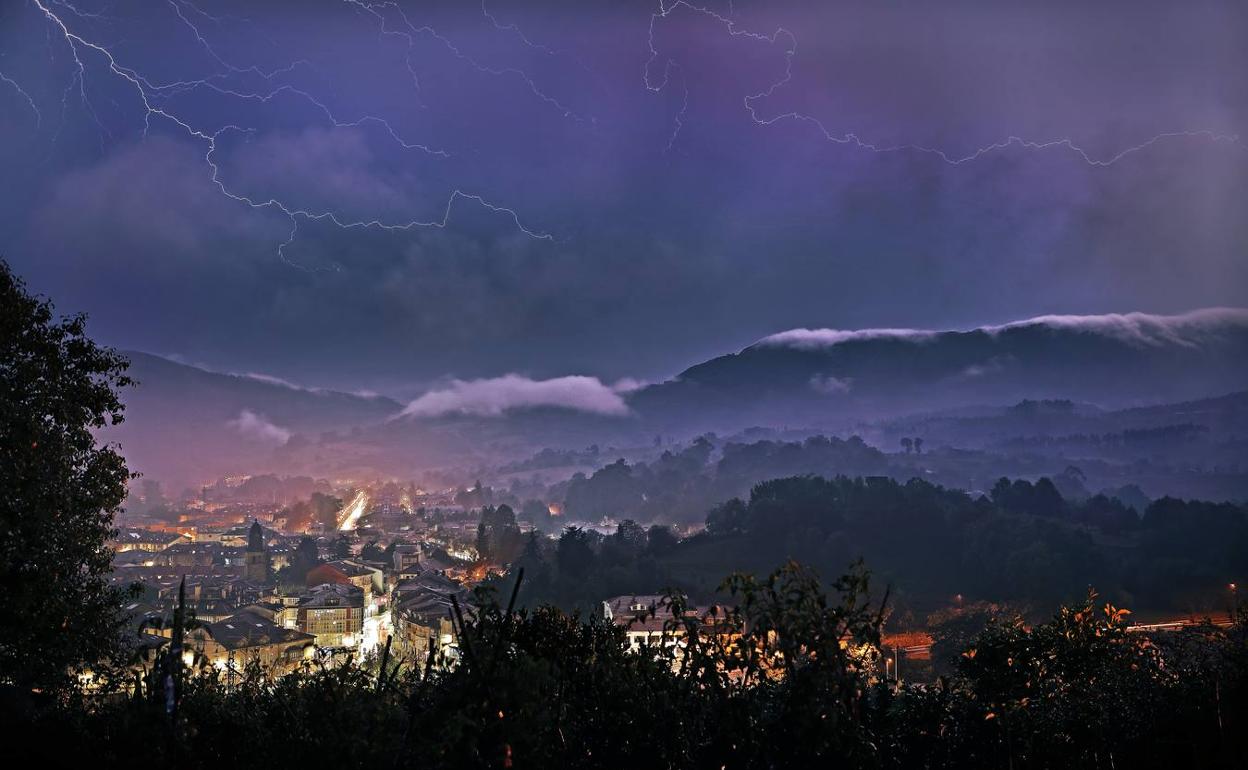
xmin=629 ymin=308 xmax=1248 ymax=434
xmin=106 ymin=352 xmax=401 ymax=488
xmin=107 ymin=309 xmax=1248 ymax=493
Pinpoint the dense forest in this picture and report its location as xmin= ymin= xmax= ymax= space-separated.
xmin=509 ymin=474 xmax=1247 ymax=618
xmin=549 ymin=435 xmax=893 ymax=526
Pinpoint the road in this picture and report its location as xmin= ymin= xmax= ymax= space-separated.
xmin=337 ymin=490 xmax=370 ymax=531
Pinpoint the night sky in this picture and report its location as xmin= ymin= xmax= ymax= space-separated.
xmin=1 ymin=0 xmax=1245 ymax=396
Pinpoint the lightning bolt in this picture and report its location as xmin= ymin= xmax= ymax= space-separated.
xmin=345 ymin=0 xmax=590 ymax=124
xmin=647 ymin=1 xmax=1240 ymax=166
xmin=478 ymin=0 xmax=599 ymax=83
xmin=1 ymin=70 xmax=41 ymax=127
xmin=661 ymin=62 xmax=688 ymax=155
xmin=479 ymin=0 xmax=560 ymax=58
xmin=18 ymin=0 xmax=553 ymax=272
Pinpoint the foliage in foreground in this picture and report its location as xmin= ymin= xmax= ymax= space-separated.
xmin=7 ymin=562 xmax=1248 ymax=770
xmin=0 ymin=260 xmax=134 ymax=695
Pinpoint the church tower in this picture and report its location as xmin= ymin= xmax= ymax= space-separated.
xmin=245 ymin=519 xmax=270 ymax=584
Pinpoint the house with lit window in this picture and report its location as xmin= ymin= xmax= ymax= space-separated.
xmin=603 ymin=595 xmax=675 ymax=651
xmin=306 ymin=560 xmax=383 ymax=605
xmin=390 ymin=570 xmax=467 ymax=668
xmin=187 ymin=610 xmax=316 ymax=675
xmin=296 ymin=583 xmax=364 ymax=650
xmin=110 ymin=528 xmax=187 ymax=553
xmin=603 ymin=594 xmax=739 ymax=655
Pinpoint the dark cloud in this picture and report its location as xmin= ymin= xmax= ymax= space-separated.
xmin=1 ymin=0 xmax=1244 ymax=395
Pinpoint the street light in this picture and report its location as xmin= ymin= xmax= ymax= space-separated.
xmin=1231 ymin=583 xmax=1238 ymax=623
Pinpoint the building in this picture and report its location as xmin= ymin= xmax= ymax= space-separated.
xmin=603 ymin=594 xmax=739 ymax=655
xmin=603 ymin=595 xmax=673 ymax=651
xmin=156 ymin=541 xmax=221 ymax=568
xmin=244 ymin=519 xmax=270 ymax=584
xmin=393 ymin=596 xmax=457 ymax=668
xmin=110 ymin=528 xmax=187 ymax=553
xmin=267 ymin=542 xmax=295 ymax=571
xmin=297 ymin=583 xmax=364 ymax=650
xmin=390 ymin=570 xmax=466 ymax=668
xmin=392 ymin=543 xmax=423 ymax=574
xmin=306 ymin=560 xmax=383 ymax=604
xmin=188 ymin=610 xmax=317 ymax=675
xmin=122 ymin=600 xmax=168 ymax=658
xmin=125 ymin=573 xmax=260 ymax=622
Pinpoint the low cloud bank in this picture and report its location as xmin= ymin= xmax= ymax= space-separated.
xmin=986 ymin=308 xmax=1248 ymax=348
xmin=810 ymin=374 xmax=852 ymax=395
xmin=759 ymin=328 xmax=937 ymax=350
xmin=239 ymin=372 xmax=317 ymax=391
xmin=760 ymin=308 xmax=1248 ymax=351
xmin=610 ymin=377 xmax=651 ymax=394
xmin=227 ymin=409 xmax=292 ymax=445
xmin=398 ymin=374 xmax=629 ymax=418
xmin=235 ymin=371 xmax=386 ymax=400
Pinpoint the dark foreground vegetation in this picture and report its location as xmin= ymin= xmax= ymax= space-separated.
xmin=9 ymin=564 xmax=1248 ymax=769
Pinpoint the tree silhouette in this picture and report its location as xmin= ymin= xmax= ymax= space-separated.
xmin=0 ymin=260 xmax=134 ymax=694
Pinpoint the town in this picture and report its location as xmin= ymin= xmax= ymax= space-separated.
xmin=106 ymin=471 xmax=1239 ymax=688
xmin=110 ymin=476 xmax=709 ymax=681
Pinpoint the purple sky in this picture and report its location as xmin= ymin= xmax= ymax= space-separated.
xmin=1 ymin=0 xmax=1244 ymax=396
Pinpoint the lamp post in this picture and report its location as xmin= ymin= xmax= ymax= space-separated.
xmin=1230 ymin=583 xmax=1238 ymax=623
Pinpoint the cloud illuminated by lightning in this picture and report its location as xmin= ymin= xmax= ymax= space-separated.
xmin=646 ymin=0 xmax=1240 ymax=166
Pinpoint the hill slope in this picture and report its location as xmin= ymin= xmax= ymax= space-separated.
xmin=104 ymin=352 xmax=401 ymax=488
xmin=628 ymin=309 xmax=1248 ymax=432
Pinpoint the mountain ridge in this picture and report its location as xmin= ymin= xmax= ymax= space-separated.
xmin=103 ymin=309 xmax=1248 ymax=488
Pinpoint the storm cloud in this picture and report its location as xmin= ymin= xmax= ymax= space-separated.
xmin=1 ymin=0 xmax=1244 ymax=394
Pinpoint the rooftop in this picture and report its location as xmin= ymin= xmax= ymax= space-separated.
xmin=204 ymin=611 xmax=316 ymax=650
